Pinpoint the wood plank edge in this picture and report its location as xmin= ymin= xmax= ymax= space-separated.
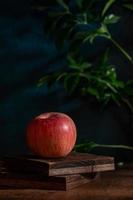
xmin=49 ymin=163 xmax=115 ymax=176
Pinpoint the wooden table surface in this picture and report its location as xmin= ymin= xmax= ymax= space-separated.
xmin=0 ymin=165 xmax=133 ymax=200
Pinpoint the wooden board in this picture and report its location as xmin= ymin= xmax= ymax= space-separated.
xmin=3 ymin=152 xmax=115 ymax=176
xmin=0 ymin=172 xmax=99 ymax=191
xmin=0 ymin=167 xmax=132 ymax=199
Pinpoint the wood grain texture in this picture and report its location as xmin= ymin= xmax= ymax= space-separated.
xmin=0 ymin=172 xmax=98 ymax=191
xmin=4 ymin=152 xmax=115 ymax=176
xmin=0 ymin=166 xmax=133 ymax=200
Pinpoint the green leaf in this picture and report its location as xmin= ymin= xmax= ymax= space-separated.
xmin=56 ymin=0 xmax=69 ymax=12
xmin=97 ymin=24 xmax=109 ymax=35
xmin=71 ymin=31 xmax=87 ymax=41
xmin=46 ymin=12 xmax=74 ymax=48
xmin=64 ymin=74 xmax=76 ymax=91
xmin=106 ymin=67 xmax=116 ymax=80
xmin=69 ymin=75 xmax=80 ymax=94
xmin=123 ymin=4 xmax=133 ymax=10
xmin=74 ymin=141 xmax=98 ymax=152
xmin=49 ymin=12 xmax=71 ymax=33
xmin=95 ymin=77 xmax=118 ymax=93
xmin=103 ymin=14 xmax=120 ymax=24
xmin=111 ymin=93 xmax=121 ymax=106
xmin=68 ymin=55 xmax=77 ymax=66
xmin=75 ymin=0 xmax=84 ymax=8
xmin=68 ymin=55 xmax=92 ymax=72
xmin=83 ymin=32 xmax=97 ymax=44
xmin=56 ymin=73 xmax=67 ymax=81
xmin=44 ymin=12 xmax=67 ymax=36
xmin=80 ymin=62 xmax=92 ymax=70
xmin=37 ymin=73 xmax=63 ymax=88
xmin=83 ymin=24 xmax=110 ymax=44
xmin=37 ymin=76 xmax=49 ymax=87
xmin=102 ymin=94 xmax=112 ymax=107
xmin=86 ymin=87 xmax=100 ymax=99
xmin=99 ymin=48 xmax=110 ymax=67
xmin=114 ymin=80 xmax=125 ymax=89
xmin=75 ymin=142 xmax=133 ymax=153
xmin=69 ymin=62 xmax=91 ymax=71
xmin=69 ymin=64 xmax=81 ymax=70
xmin=102 ymin=0 xmax=116 ymax=17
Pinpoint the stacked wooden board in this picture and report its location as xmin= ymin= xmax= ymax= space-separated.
xmin=0 ymin=152 xmax=115 ymax=190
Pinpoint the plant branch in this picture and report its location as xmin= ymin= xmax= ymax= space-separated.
xmin=95 ymin=144 xmax=133 ymax=151
xmin=75 ymin=142 xmax=133 ymax=152
xmin=122 ymin=97 xmax=133 ymax=113
xmin=110 ymin=38 xmax=133 ymax=64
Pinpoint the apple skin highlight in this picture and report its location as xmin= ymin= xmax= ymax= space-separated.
xmin=26 ymin=112 xmax=77 ymax=158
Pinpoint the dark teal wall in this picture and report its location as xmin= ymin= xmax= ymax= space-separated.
xmin=0 ymin=1 xmax=133 ymax=161
xmin=0 ymin=1 xmax=81 ymax=155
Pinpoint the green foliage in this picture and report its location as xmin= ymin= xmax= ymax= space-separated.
xmin=56 ymin=0 xmax=70 ymax=12
xmin=36 ymin=0 xmax=133 ymax=111
xmin=103 ymin=14 xmax=120 ymax=24
xmin=102 ymin=0 xmax=116 ymax=17
xmin=123 ymin=3 xmax=133 ymax=10
xmin=74 ymin=141 xmax=133 ymax=152
xmin=38 ymin=52 xmax=133 ymax=109
xmin=74 ymin=141 xmax=97 ymax=152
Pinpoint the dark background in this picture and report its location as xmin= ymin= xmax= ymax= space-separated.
xmin=0 ymin=1 xmax=133 ymax=161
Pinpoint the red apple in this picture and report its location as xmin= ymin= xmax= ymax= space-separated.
xmin=26 ymin=112 xmax=77 ymax=158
